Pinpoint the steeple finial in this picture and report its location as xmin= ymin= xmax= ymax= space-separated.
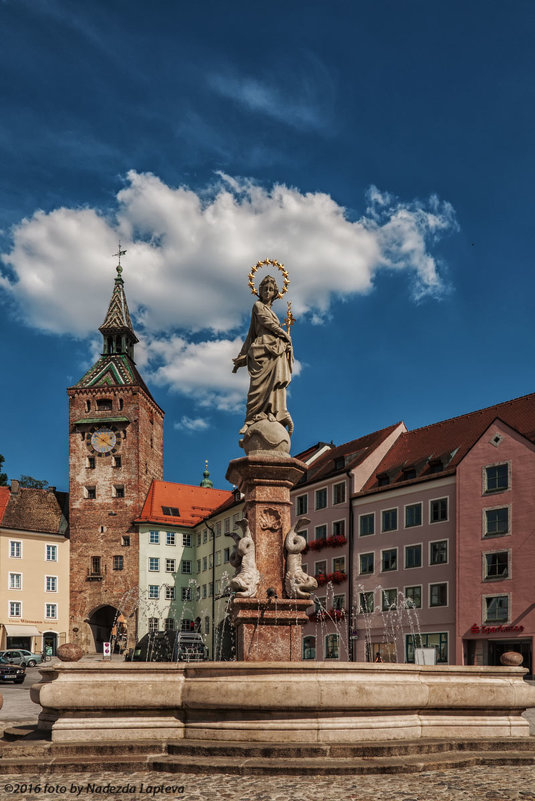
xmin=200 ymin=460 xmax=213 ymax=488
xmin=112 ymin=242 xmax=127 ymax=279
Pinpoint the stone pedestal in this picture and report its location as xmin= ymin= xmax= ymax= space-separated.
xmin=226 ymin=452 xmax=308 ymax=661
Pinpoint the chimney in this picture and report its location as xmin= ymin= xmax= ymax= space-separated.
xmin=10 ymin=479 xmax=19 ymax=495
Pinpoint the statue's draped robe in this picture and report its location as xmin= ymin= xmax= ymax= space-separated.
xmin=238 ymin=301 xmax=292 ymax=427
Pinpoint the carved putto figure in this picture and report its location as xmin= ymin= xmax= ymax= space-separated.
xmin=284 ymin=517 xmax=318 ymax=599
xmin=233 ymin=272 xmax=294 ymax=436
xmin=227 ymin=518 xmax=260 ymax=598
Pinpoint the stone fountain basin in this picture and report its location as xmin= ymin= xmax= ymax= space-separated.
xmin=31 ymin=661 xmax=535 ymax=743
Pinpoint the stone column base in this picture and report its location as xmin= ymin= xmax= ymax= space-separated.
xmin=231 ymin=597 xmax=311 ymax=661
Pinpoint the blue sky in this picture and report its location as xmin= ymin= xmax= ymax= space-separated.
xmin=1 ymin=0 xmax=534 ymax=492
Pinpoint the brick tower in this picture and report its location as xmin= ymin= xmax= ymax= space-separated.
xmin=68 ymin=259 xmax=164 ymax=653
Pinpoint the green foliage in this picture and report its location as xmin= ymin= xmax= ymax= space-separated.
xmin=18 ymin=475 xmax=49 ymax=489
xmin=0 ymin=455 xmax=7 ymax=486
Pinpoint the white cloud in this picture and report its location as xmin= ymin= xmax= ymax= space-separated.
xmin=1 ymin=171 xmax=457 ymax=411
xmin=174 ymin=416 xmax=210 ymax=433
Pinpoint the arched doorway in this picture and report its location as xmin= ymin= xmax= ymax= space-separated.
xmin=88 ymin=605 xmax=119 ymax=653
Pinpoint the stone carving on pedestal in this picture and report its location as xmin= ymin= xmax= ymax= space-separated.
xmin=232 ymin=260 xmax=295 ymax=453
xmin=284 ymin=516 xmax=319 ymax=599
xmin=227 ymin=518 xmax=260 ymax=598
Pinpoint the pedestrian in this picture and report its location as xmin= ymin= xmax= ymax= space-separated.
xmin=374 ymin=652 xmax=383 ymax=663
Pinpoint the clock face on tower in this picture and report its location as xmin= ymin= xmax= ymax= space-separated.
xmin=90 ymin=428 xmax=117 ymax=453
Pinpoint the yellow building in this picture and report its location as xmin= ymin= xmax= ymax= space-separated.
xmin=0 ymin=482 xmax=69 ymax=655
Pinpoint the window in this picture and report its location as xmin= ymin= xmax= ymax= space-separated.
xmin=148 ymin=617 xmax=159 ymax=633
xmin=148 ymin=585 xmax=159 ymax=599
xmin=162 ymin=506 xmax=179 ymax=516
xmin=224 ymin=518 xmax=231 ymax=535
xmin=485 ymin=464 xmax=508 ymax=493
xmin=195 ymin=586 xmax=201 ymax=601
xmin=215 ymin=551 xmax=221 ymax=566
xmin=430 ymin=540 xmax=448 ymax=565
xmin=405 ymin=586 xmax=422 ymax=608
xmin=121 ymin=536 xmax=130 ymax=547
xmin=149 ymin=531 xmax=160 ymax=544
xmin=166 ymin=586 xmax=176 ymax=600
xmin=359 ymin=591 xmax=375 ymax=613
xmin=382 ymin=509 xmax=398 ymax=532
xmin=45 ymin=603 xmax=57 ymax=620
xmin=215 ymin=522 xmax=222 ymax=538
xmin=45 ymin=544 xmax=57 ymax=561
xmin=205 ymin=617 xmax=210 ymax=634
xmin=196 ymin=559 xmax=201 ymax=574
xmin=382 ymin=588 xmax=397 ymax=611
xmin=181 ymin=533 xmax=190 ymax=547
xmin=405 ymin=503 xmax=422 ymax=528
xmin=377 ymin=472 xmax=389 ymax=486
xmin=224 ymin=548 xmax=230 ymax=563
xmin=484 ymin=552 xmax=509 ymax=579
xmin=325 ymin=633 xmax=339 ymax=659
xmin=87 ymin=456 xmax=96 ymax=469
xmin=315 ymin=524 xmax=327 ymax=541
xmin=113 ymin=555 xmax=123 ymax=571
xmin=196 ymin=533 xmax=201 ymax=546
xmin=404 ymin=544 xmax=422 ymax=569
xmin=203 ymin=530 xmax=208 ymax=544
xmin=315 ymin=560 xmax=327 ymax=577
xmin=332 ymin=556 xmax=345 ymax=573
xmin=333 ymin=482 xmax=346 ymax=505
xmin=148 ymin=557 xmax=160 ymax=572
xmin=429 ymin=583 xmax=448 ymax=607
xmin=402 ymin=467 xmax=416 ymax=481
xmin=360 ymin=553 xmax=374 ymax=574
xmin=97 ymin=398 xmax=112 ymax=410
xmin=164 ymin=618 xmax=175 ymax=632
xmin=9 ymin=601 xmax=21 ymax=617
xmin=484 ymin=594 xmax=509 ymax=622
xmin=315 ymin=488 xmax=327 ymax=510
xmin=9 ymin=541 xmax=22 ymax=559
xmin=381 ymin=548 xmax=397 ymax=572
xmin=359 ymin=514 xmax=374 ymax=536
xmin=209 ymin=553 xmax=213 ymax=569
xmin=303 ymin=636 xmax=316 ymax=660
xmin=485 ymin=507 xmax=509 ymax=537
xmin=296 ymin=494 xmax=308 ymax=515
xmin=85 ymin=486 xmax=96 ymax=499
xmin=209 ymin=582 xmax=213 ymax=597
xmin=112 ymin=456 xmax=121 ymax=468
xmin=166 ymin=559 xmax=176 ymax=573
xmin=181 ymin=560 xmax=192 ymax=574
xmin=91 ymin=556 xmax=102 ymax=576
xmin=430 ymin=498 xmax=448 ymax=522
xmin=333 ymin=594 xmax=345 ymax=610
xmin=181 ymin=587 xmax=191 ymax=601
xmin=181 ymin=619 xmax=192 ymax=631
xmin=202 ymin=556 xmax=207 ymax=572
xmin=9 ymin=573 xmax=21 ymax=590
xmin=202 ymin=584 xmax=207 ymax=599
xmin=333 ymin=520 xmax=345 ymax=538
xmin=406 ymin=632 xmax=448 ymax=664
xmin=45 ymin=575 xmax=57 ymax=592
xmin=428 ymin=459 xmax=443 ymax=474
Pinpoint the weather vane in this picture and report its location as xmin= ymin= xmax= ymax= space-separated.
xmin=112 ymin=241 xmax=127 ymax=274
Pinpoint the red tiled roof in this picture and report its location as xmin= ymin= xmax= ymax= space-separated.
xmin=361 ymin=391 xmax=535 ymax=494
xmin=136 ymin=481 xmax=232 ymax=527
xmin=298 ymin=423 xmax=403 ymax=487
xmin=0 ymin=487 xmax=10 ymax=523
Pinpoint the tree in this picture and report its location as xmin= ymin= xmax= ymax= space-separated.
xmin=0 ymin=455 xmax=7 ymax=486
xmin=18 ymin=475 xmax=49 ymax=489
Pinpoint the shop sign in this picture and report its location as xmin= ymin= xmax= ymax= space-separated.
xmin=471 ymin=623 xmax=524 ymax=634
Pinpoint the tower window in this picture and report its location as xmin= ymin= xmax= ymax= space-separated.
xmin=90 ymin=556 xmax=102 ymax=576
xmin=85 ymin=486 xmax=96 ymax=500
xmin=119 ymin=399 xmax=124 ymax=411
xmin=113 ymin=485 xmax=125 ymax=499
xmin=85 ymin=400 xmax=91 ymax=412
xmin=113 ymin=555 xmax=124 ymax=571
xmin=87 ymin=457 xmax=96 ymax=469
xmin=97 ymin=399 xmax=112 ymax=411
xmin=121 ymin=536 xmax=130 ymax=547
xmin=113 ymin=456 xmax=122 ymax=468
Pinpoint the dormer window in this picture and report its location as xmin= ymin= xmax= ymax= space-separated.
xmin=428 ymin=459 xmax=443 ymax=474
xmin=377 ymin=472 xmax=390 ymax=487
xmin=334 ymin=456 xmax=345 ymax=470
xmin=162 ymin=506 xmax=179 ymax=516
xmin=402 ymin=467 xmax=416 ymax=481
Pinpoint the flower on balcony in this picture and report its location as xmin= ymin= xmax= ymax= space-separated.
xmin=308 ymin=538 xmax=327 ymax=550
xmin=326 ymin=534 xmax=347 ymax=547
xmin=307 ymin=611 xmax=327 ymax=623
xmin=329 ymin=608 xmax=346 ymax=621
xmin=315 ymin=573 xmax=328 ymax=586
xmin=330 ymin=571 xmax=347 ymax=584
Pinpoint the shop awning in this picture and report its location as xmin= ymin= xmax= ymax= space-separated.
xmin=3 ymin=625 xmax=41 ymax=637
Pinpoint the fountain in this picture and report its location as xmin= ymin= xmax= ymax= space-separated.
xmin=25 ymin=261 xmax=535 ymax=768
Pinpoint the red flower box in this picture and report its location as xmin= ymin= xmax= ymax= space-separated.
xmin=325 ymin=535 xmax=347 ymax=548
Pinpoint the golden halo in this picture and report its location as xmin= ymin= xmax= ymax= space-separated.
xmin=247 ymin=259 xmax=290 ymax=299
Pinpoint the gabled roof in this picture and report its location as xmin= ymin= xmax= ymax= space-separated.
xmin=297 ymin=423 xmax=404 ymax=487
xmin=136 ymin=480 xmax=232 ymax=528
xmin=72 ymin=353 xmax=156 ymax=401
xmin=0 ymin=485 xmax=69 ymax=535
xmin=361 ymin=391 xmax=535 ymax=494
xmin=0 ymin=486 xmax=10 ymax=522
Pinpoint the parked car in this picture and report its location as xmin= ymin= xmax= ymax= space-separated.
xmin=0 ymin=656 xmax=26 ymax=683
xmin=127 ymin=630 xmax=209 ymax=662
xmin=0 ymin=649 xmax=42 ymax=667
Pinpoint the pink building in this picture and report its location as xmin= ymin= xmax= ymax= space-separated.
xmin=351 ymin=392 xmax=535 ymax=672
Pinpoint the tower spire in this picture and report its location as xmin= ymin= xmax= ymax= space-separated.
xmin=200 ymin=460 xmax=213 ymax=488
xmin=99 ymin=244 xmax=139 ymax=359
